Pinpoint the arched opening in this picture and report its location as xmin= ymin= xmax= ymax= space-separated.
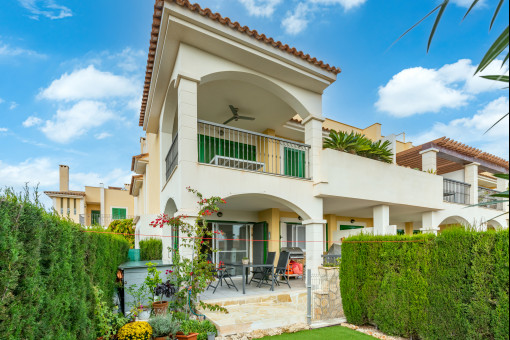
xmin=438 ymin=216 xmax=471 ymax=233
xmin=487 ymin=220 xmax=502 ymax=231
xmin=203 ymin=193 xmax=312 ymax=276
xmin=198 ymin=71 xmax=310 ymax=142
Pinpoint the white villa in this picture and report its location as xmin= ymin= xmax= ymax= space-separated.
xmin=130 ymin=0 xmax=509 ymax=273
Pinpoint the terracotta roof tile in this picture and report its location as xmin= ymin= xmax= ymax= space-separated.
xmin=139 ymin=0 xmax=342 ymax=126
xmin=44 ymin=191 xmax=86 ymax=197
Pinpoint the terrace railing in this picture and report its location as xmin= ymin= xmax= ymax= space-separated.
xmin=479 ymin=187 xmax=505 ymax=211
xmin=165 ymin=133 xmax=178 ymax=181
xmin=197 ymin=120 xmax=311 ymax=179
xmin=79 ymin=214 xmax=135 ymax=227
xmin=443 ymin=178 xmax=471 ymax=205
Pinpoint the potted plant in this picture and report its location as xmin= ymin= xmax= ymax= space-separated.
xmin=148 ymin=315 xmax=180 ymax=340
xmin=200 ymin=320 xmax=218 ymax=340
xmin=242 ymin=257 xmax=249 ymax=265
xmin=125 ymin=283 xmax=151 ymax=321
xmin=176 ymin=319 xmax=200 ymax=340
xmin=153 ymin=280 xmax=177 ymax=315
xmin=144 ymin=262 xmax=167 ymax=315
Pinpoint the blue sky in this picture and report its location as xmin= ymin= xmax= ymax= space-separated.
xmin=0 ymin=0 xmax=508 ymax=204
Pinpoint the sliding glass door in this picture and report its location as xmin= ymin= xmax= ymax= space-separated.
xmin=213 ymin=223 xmax=250 ymax=276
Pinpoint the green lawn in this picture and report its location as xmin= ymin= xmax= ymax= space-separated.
xmin=260 ymin=326 xmax=376 ymax=339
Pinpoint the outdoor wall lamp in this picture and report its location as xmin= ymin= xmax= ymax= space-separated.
xmin=351 ymin=219 xmax=356 ymax=224
xmin=217 ymin=211 xmax=223 ymax=218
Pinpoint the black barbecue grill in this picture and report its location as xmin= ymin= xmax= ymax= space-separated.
xmin=280 ymin=247 xmax=304 ymax=260
xmin=322 ymin=243 xmax=341 ymax=265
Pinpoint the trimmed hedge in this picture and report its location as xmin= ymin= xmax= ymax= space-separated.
xmin=0 ymin=190 xmax=129 ymax=339
xmin=340 ymin=228 xmax=509 ymax=339
xmin=140 ymin=238 xmax=163 ymax=260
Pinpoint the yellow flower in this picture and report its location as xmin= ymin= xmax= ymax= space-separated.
xmin=117 ymin=321 xmax=152 ymax=340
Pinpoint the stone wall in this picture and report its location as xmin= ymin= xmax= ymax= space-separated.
xmin=313 ymin=266 xmax=344 ymax=321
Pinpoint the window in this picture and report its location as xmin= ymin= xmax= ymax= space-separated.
xmin=67 ymin=198 xmax=70 ymax=215
xmin=397 ymin=229 xmax=405 ymax=235
xmin=91 ymin=210 xmax=101 ymax=225
xmin=74 ymin=199 xmax=76 ymax=215
xmin=60 ymin=198 xmax=63 ymax=214
xmin=112 ymin=208 xmax=127 ymax=220
xmin=286 ymin=223 xmax=306 ymax=251
xmin=339 ymin=225 xmax=364 ymax=230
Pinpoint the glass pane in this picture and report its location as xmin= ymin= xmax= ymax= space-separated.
xmin=215 ymin=223 xmax=250 ymax=276
xmin=297 ymin=225 xmax=306 ymax=252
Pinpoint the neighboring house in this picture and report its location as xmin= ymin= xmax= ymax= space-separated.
xmin=130 ymin=0 xmax=509 ymax=272
xmin=45 ymin=165 xmax=134 ymax=227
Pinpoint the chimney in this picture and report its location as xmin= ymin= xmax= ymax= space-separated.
xmin=59 ymin=165 xmax=69 ymax=192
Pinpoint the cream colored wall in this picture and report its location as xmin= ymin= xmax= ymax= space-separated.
xmin=85 ymin=186 xmax=101 ymax=204
xmin=325 ymin=214 xmax=374 ymax=246
xmin=258 ymin=208 xmax=280 ymax=253
xmin=396 ymin=141 xmax=414 ymax=153
xmin=86 ymin=203 xmax=100 ymax=225
xmin=146 ymin=132 xmax=161 ymax=215
xmin=54 ymin=196 xmax=82 ymax=223
xmin=104 ymin=188 xmax=134 ymax=218
xmin=362 ymin=124 xmax=382 ymax=141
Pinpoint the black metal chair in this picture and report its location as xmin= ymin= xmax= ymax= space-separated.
xmin=273 ymin=251 xmax=291 ymax=289
xmin=249 ymin=252 xmax=276 ymax=287
xmin=206 ymin=255 xmax=238 ymax=294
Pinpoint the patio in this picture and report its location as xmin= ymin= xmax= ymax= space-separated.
xmin=199 ymin=277 xmax=307 ymax=336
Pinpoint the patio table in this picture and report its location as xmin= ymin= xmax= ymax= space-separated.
xmin=241 ymin=264 xmax=275 ymax=294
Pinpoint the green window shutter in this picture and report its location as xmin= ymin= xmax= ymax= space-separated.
xmin=91 ymin=210 xmax=100 ymax=225
xmin=198 ymin=134 xmax=257 ymax=163
xmin=340 ymin=225 xmax=364 ymax=231
xmin=284 ymin=147 xmax=306 ymax=178
xmin=112 ymin=208 xmax=127 ymax=220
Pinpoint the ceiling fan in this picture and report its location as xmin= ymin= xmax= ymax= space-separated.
xmin=223 ymin=105 xmax=255 ymax=125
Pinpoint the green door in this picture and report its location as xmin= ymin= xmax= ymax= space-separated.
xmin=284 ymin=147 xmax=306 ymax=178
xmin=91 ymin=210 xmax=101 ymax=225
xmin=112 ymin=208 xmax=127 ymax=220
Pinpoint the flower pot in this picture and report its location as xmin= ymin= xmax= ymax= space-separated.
xmin=207 ymin=332 xmax=216 ymax=340
xmin=242 ymin=259 xmax=249 ymax=265
xmin=136 ymin=308 xmax=151 ymax=321
xmin=152 ymin=301 xmax=169 ymax=315
xmin=176 ymin=333 xmax=199 ymax=340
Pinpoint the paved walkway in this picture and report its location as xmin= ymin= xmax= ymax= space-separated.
xmin=199 ymin=277 xmax=307 ymax=336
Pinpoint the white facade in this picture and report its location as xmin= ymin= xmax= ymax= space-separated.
xmin=131 ymin=1 xmax=509 ymax=272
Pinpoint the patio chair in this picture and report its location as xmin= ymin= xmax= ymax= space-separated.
xmin=206 ymin=255 xmax=238 ymax=294
xmin=248 ymin=252 xmax=276 ymax=287
xmin=273 ymin=251 xmax=291 ymax=289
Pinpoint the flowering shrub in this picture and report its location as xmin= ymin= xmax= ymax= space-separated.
xmin=108 ymin=218 xmax=135 ymax=248
xmin=150 ymin=187 xmax=227 ymax=314
xmin=117 ymin=321 xmax=152 ymax=340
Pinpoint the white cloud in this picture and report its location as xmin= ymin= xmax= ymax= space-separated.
xmin=281 ymin=0 xmax=367 ymax=35
xmin=376 ymin=59 xmax=508 ymax=117
xmin=39 ymin=65 xmax=139 ymax=101
xmin=40 ymin=101 xmax=115 ymax=143
xmin=0 ymin=127 xmax=8 ymax=132
xmin=95 ymin=132 xmax=112 ymax=140
xmin=282 ymin=3 xmax=310 ymax=35
xmin=0 ymin=158 xmax=132 ymax=194
xmin=22 ymin=116 xmax=43 ymax=127
xmin=411 ymin=96 xmax=510 ymax=158
xmin=451 ymin=0 xmax=486 ymax=8
xmin=18 ymin=0 xmax=72 ymax=20
xmin=0 ymin=42 xmax=45 ymax=58
xmin=309 ymin=0 xmax=367 ymax=11
xmin=9 ymin=102 xmax=18 ymax=110
xmin=238 ymin=0 xmax=283 ymax=17
xmin=110 ymin=48 xmax=146 ymax=73
xmin=0 ymin=98 xmax=4 ymax=104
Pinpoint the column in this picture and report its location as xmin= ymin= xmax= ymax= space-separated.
xmin=303 ymin=115 xmax=325 ymax=182
xmin=464 ymin=163 xmax=479 ymax=205
xmin=177 ymin=76 xmax=199 ymax=166
xmin=421 ymin=211 xmax=439 ymax=235
xmin=405 ymin=222 xmax=414 ymax=236
xmin=497 ymin=176 xmax=509 ymax=212
xmin=373 ymin=205 xmax=390 ymax=236
xmin=303 ymin=219 xmax=326 ymax=274
xmin=420 ymin=148 xmax=439 ymax=173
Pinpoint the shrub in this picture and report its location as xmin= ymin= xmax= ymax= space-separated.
xmin=148 ymin=314 xmax=180 ymax=337
xmin=108 ymin=218 xmax=135 ymax=249
xmin=323 ymin=130 xmax=394 ymax=163
xmin=140 ymin=238 xmax=163 ymax=260
xmin=117 ymin=321 xmax=152 ymax=340
xmin=0 ymin=189 xmax=129 ymax=339
xmin=340 ymin=228 xmax=509 ymax=339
